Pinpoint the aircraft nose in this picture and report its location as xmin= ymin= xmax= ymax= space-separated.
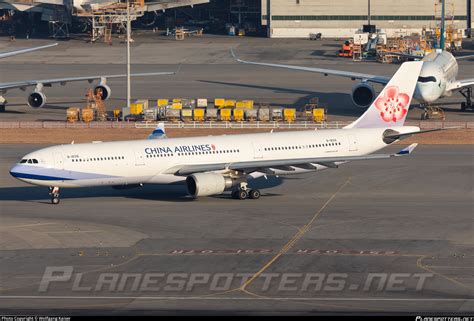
xmin=9 ymin=165 xmax=23 ymax=179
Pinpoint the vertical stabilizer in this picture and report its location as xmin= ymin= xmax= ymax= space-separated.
xmin=345 ymin=61 xmax=423 ymax=129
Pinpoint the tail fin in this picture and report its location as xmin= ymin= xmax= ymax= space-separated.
xmin=147 ymin=122 xmax=167 ymax=140
xmin=344 ymin=61 xmax=423 ymax=129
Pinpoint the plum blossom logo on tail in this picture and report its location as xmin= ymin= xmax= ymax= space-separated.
xmin=374 ymin=86 xmax=410 ymax=122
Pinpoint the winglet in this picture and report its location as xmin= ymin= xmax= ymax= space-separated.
xmin=395 ymin=143 xmax=418 ymax=156
xmin=147 ymin=122 xmax=167 ymax=140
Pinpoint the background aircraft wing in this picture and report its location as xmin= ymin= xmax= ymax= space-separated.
xmin=165 ymin=144 xmax=418 ymax=176
xmin=447 ymin=78 xmax=474 ymax=91
xmin=231 ymin=49 xmax=390 ymax=85
xmin=0 ymin=72 xmax=175 ymax=93
xmin=0 ymin=43 xmax=58 ymax=59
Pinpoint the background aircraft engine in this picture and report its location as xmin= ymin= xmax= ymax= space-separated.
xmin=27 ymin=92 xmax=46 ymax=108
xmin=94 ymin=84 xmax=111 ymax=100
xmin=186 ymin=173 xmax=233 ymax=198
xmin=351 ymin=83 xmax=376 ymax=109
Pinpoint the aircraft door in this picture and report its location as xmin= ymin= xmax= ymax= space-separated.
xmin=134 ymin=150 xmax=145 ymax=166
xmin=253 ymin=142 xmax=263 ymax=159
xmin=347 ymin=135 xmax=358 ymax=152
xmin=53 ymin=153 xmax=64 ymax=169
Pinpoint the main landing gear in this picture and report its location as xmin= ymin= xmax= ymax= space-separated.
xmin=49 ymin=186 xmax=60 ymax=204
xmin=460 ymin=87 xmax=473 ymax=112
xmin=230 ymin=181 xmax=261 ymax=200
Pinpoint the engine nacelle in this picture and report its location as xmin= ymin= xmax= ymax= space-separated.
xmin=351 ymin=83 xmax=376 ymax=109
xmin=94 ymin=84 xmax=111 ymax=100
xmin=27 ymin=91 xmax=46 ymax=108
xmin=186 ymin=173 xmax=234 ymax=198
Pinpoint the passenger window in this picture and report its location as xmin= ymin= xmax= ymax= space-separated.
xmin=33 ymin=159 xmax=38 ymax=164
xmin=20 ymin=159 xmax=27 ymax=164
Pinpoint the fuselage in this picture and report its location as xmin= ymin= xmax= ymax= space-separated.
xmin=9 ymin=127 xmax=418 ymax=189
xmin=414 ymin=50 xmax=458 ymax=104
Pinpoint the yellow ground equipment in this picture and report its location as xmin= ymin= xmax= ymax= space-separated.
xmin=224 ymin=100 xmax=236 ymax=108
xmin=181 ymin=109 xmax=193 ymax=122
xmin=66 ymin=108 xmax=80 ymax=123
xmin=130 ymin=103 xmax=143 ymax=115
xmin=193 ymin=108 xmax=206 ymax=121
xmin=312 ymin=108 xmax=327 ymax=122
xmin=283 ymin=108 xmax=296 ymax=122
xmin=81 ymin=108 xmax=94 ymax=123
xmin=233 ymin=109 xmax=245 ymax=122
xmin=86 ymin=88 xmax=106 ymax=121
xmin=171 ymin=102 xmax=183 ymax=110
xmin=220 ymin=108 xmax=232 ymax=121
xmin=214 ymin=98 xmax=225 ymax=108
xmin=157 ymin=99 xmax=169 ymax=107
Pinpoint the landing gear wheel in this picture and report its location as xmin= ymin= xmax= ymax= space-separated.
xmin=51 ymin=197 xmax=60 ymax=205
xmin=249 ymin=189 xmax=261 ymax=199
xmin=49 ymin=186 xmax=60 ymax=205
xmin=237 ymin=189 xmax=248 ymax=200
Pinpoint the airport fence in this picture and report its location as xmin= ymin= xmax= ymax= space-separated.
xmin=0 ymin=121 xmax=473 ymax=130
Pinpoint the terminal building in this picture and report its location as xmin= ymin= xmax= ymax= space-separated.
xmin=261 ymin=0 xmax=473 ymax=38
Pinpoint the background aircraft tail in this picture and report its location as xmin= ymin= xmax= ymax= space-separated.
xmin=344 ymin=61 xmax=423 ymax=129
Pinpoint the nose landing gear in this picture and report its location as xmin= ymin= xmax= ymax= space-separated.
xmin=49 ymin=186 xmax=60 ymax=204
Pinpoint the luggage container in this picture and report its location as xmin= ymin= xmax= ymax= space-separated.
xmin=135 ymin=99 xmax=149 ymax=110
xmin=197 ymin=98 xmax=208 ymax=108
xmin=245 ymin=109 xmax=258 ymax=122
xmin=181 ymin=109 xmax=193 ymax=122
xmin=312 ymin=108 xmax=326 ymax=122
xmin=172 ymin=98 xmax=182 ymax=104
xmin=66 ymin=108 xmax=80 ymax=123
xmin=193 ymin=108 xmax=206 ymax=121
xmin=224 ymin=100 xmax=236 ymax=108
xmin=81 ymin=108 xmax=95 ymax=123
xmin=130 ymin=103 xmax=143 ymax=115
xmin=206 ymin=108 xmax=218 ymax=121
xmin=143 ymin=108 xmax=158 ymax=121
xmin=242 ymin=100 xmax=254 ymax=109
xmin=182 ymin=99 xmax=196 ymax=109
xmin=233 ymin=108 xmax=245 ymax=122
xmin=157 ymin=99 xmax=169 ymax=107
xmin=113 ymin=109 xmax=121 ymax=120
xmin=165 ymin=108 xmax=181 ymax=122
xmin=271 ymin=108 xmax=283 ymax=121
xmin=258 ymin=108 xmax=270 ymax=121
xmin=171 ymin=102 xmax=183 ymax=109
xmin=283 ymin=108 xmax=296 ymax=122
xmin=214 ymin=98 xmax=225 ymax=108
xmin=236 ymin=101 xmax=246 ymax=109
xmin=220 ymin=108 xmax=232 ymax=121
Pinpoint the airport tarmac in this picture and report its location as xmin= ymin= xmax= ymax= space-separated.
xmin=1 ymin=35 xmax=474 ymax=122
xmin=0 ymin=144 xmax=472 ymax=314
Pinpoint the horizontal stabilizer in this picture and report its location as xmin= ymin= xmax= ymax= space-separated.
xmin=395 ymin=143 xmax=418 ymax=156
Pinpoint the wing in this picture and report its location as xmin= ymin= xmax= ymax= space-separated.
xmin=454 ymin=54 xmax=474 ymax=60
xmin=0 ymin=72 xmax=175 ymax=93
xmin=164 ymin=144 xmax=418 ymax=176
xmin=231 ymin=49 xmax=390 ymax=85
xmin=447 ymin=78 xmax=474 ymax=91
xmin=0 ymin=43 xmax=58 ymax=59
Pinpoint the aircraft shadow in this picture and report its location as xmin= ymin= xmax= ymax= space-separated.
xmin=0 ymin=176 xmax=285 ymax=203
xmin=198 ymin=80 xmax=361 ymax=117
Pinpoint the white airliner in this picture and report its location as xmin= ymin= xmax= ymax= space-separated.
xmin=232 ymin=49 xmax=474 ymax=111
xmin=11 ymin=61 xmax=434 ymax=204
xmin=0 ymin=43 xmax=175 ymax=111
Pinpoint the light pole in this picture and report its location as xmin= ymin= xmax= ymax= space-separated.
xmin=440 ymin=0 xmax=445 ymax=49
xmin=126 ymin=0 xmax=131 ymax=110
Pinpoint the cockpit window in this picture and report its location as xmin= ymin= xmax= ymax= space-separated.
xmin=20 ymin=159 xmax=39 ymax=164
xmin=418 ymin=76 xmax=437 ymax=83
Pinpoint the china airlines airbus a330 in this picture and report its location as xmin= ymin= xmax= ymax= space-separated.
xmin=10 ymin=61 xmax=437 ymax=204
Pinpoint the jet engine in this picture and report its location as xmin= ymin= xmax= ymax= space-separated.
xmin=351 ymin=83 xmax=376 ymax=109
xmin=27 ymin=91 xmax=46 ymax=108
xmin=94 ymin=84 xmax=111 ymax=100
xmin=186 ymin=173 xmax=234 ymax=198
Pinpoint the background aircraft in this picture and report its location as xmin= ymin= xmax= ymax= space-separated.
xmin=0 ymin=43 xmax=174 ymax=112
xmin=232 ymin=49 xmax=474 ymax=112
